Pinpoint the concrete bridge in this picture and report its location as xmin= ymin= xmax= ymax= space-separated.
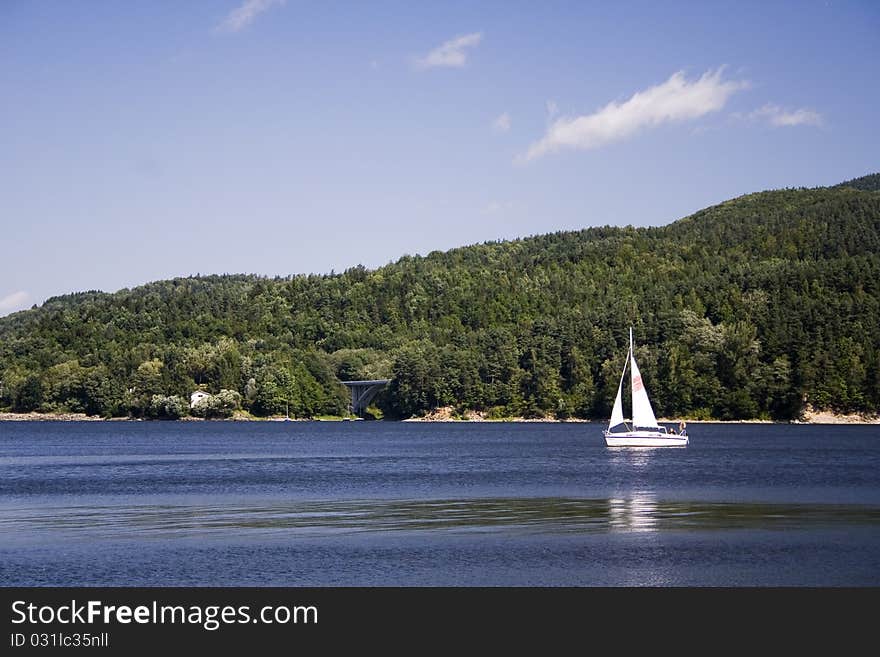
xmin=340 ymin=379 xmax=390 ymax=416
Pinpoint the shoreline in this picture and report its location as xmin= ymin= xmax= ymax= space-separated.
xmin=1 ymin=410 xmax=878 ymax=425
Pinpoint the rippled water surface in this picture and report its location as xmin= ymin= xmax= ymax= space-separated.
xmin=1 ymin=421 xmax=879 ymax=585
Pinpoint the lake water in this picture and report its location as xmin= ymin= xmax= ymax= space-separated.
xmin=1 ymin=421 xmax=879 ymax=586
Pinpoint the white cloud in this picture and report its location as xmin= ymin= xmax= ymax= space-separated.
xmin=546 ymin=100 xmax=559 ymax=118
xmin=519 ymin=68 xmax=748 ymax=162
xmin=0 ymin=291 xmax=30 ymax=315
xmin=414 ymin=32 xmax=482 ymax=69
xmin=747 ymin=103 xmax=823 ymax=127
xmin=492 ymin=112 xmax=511 ymax=133
xmin=215 ymin=0 xmax=285 ymax=34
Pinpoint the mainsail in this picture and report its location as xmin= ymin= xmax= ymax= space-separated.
xmin=630 ymin=352 xmax=660 ymax=429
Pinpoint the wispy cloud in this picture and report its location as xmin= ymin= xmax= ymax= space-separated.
xmin=414 ymin=32 xmax=482 ymax=69
xmin=215 ymin=0 xmax=285 ymax=34
xmin=545 ymin=100 xmax=559 ymax=119
xmin=518 ymin=68 xmax=748 ymax=162
xmin=492 ymin=112 xmax=511 ymax=133
xmin=747 ymin=103 xmax=823 ymax=127
xmin=0 ymin=290 xmax=30 ymax=315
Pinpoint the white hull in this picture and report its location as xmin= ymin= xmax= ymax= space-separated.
xmin=603 ymin=430 xmax=688 ymax=447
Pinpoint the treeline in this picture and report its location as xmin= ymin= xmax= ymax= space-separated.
xmin=1 ymin=178 xmax=879 ymax=421
xmin=836 ymin=173 xmax=880 ymax=192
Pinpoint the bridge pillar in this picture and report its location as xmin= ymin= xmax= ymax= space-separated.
xmin=340 ymin=379 xmax=390 ymax=416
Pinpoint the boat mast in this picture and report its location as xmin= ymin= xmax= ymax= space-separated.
xmin=628 ymin=326 xmax=634 ymax=430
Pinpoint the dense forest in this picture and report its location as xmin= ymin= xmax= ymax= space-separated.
xmin=836 ymin=173 xmax=880 ymax=192
xmin=2 ymin=175 xmax=879 ymax=421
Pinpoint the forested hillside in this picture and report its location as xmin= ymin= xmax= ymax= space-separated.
xmin=836 ymin=173 xmax=880 ymax=192
xmin=2 ymin=179 xmax=879 ymax=421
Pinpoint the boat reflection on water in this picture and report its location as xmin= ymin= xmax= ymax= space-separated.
xmin=607 ymin=445 xmax=665 ymax=480
xmin=608 ymin=493 xmax=659 ymax=532
xmin=608 ymin=446 xmax=657 ymax=464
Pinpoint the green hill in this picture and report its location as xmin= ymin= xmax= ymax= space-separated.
xmin=2 ymin=180 xmax=879 ymax=421
xmin=835 ymin=172 xmax=880 ymax=192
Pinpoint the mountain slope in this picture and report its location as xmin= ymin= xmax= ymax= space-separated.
xmin=2 ymin=182 xmax=879 ymax=420
xmin=835 ymin=172 xmax=880 ymax=192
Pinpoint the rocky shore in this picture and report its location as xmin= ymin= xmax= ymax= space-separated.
xmin=1 ymin=408 xmax=878 ymax=424
xmin=0 ymin=412 xmax=105 ymax=422
xmin=400 ymin=406 xmax=880 ymax=424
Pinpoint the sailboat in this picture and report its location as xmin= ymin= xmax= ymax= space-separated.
xmin=603 ymin=328 xmax=688 ymax=447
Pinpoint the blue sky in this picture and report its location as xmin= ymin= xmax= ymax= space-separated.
xmin=1 ymin=0 xmax=878 ymax=315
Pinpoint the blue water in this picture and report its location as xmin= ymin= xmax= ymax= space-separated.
xmin=1 ymin=421 xmax=879 ymax=586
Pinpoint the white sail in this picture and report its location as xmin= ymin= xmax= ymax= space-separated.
xmin=609 ymin=371 xmax=625 ymax=428
xmin=630 ymin=353 xmax=660 ymax=429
